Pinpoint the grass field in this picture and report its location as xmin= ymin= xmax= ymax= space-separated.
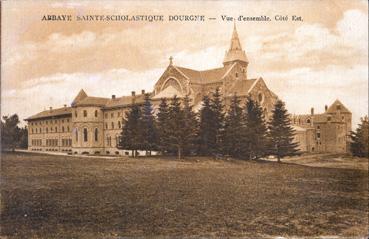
xmin=1 ymin=152 xmax=368 ymax=238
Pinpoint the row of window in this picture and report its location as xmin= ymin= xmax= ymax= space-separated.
xmin=31 ymin=139 xmax=42 ymax=146
xmin=105 ymin=121 xmax=122 ymax=130
xmin=74 ymin=128 xmax=119 ymax=147
xmin=30 ymin=119 xmax=69 ymax=126
xmin=31 ymin=126 xmax=70 ymax=134
xmin=30 ymin=138 xmax=72 ymax=147
xmin=74 ymin=110 xmax=123 ymax=119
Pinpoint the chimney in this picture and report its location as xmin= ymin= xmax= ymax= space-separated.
xmin=141 ymin=89 xmax=145 ymax=95
xmin=131 ymin=91 xmax=136 ymax=96
xmin=310 ymin=107 xmax=314 ymax=115
xmin=325 ymin=105 xmax=328 ymax=111
xmin=112 ymin=95 xmax=116 ymax=99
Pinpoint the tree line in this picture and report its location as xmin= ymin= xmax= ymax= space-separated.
xmin=118 ymin=89 xmax=299 ymax=162
xmin=1 ymin=114 xmax=28 ymax=151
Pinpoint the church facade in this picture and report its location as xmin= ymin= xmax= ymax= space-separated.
xmin=25 ymin=25 xmax=350 ymax=155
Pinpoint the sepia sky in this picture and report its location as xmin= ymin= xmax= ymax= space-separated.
xmin=1 ymin=0 xmax=368 ymax=127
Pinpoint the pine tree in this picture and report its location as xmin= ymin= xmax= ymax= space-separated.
xmin=350 ymin=116 xmax=369 ymax=158
xmin=223 ymin=94 xmax=243 ymax=158
xmin=140 ymin=94 xmax=157 ymax=155
xmin=210 ymin=88 xmax=225 ymax=155
xmin=242 ymin=96 xmax=269 ymax=160
xmin=268 ymin=100 xmax=299 ymax=162
xmin=156 ymin=98 xmax=170 ymax=155
xmin=197 ymin=95 xmax=215 ymax=156
xmin=118 ymin=104 xmax=142 ymax=157
xmin=182 ymin=95 xmax=198 ymax=156
xmin=167 ymin=95 xmax=186 ymax=159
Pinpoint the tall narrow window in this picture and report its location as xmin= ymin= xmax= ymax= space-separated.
xmin=75 ymin=128 xmax=78 ymax=142
xmin=95 ymin=110 xmax=98 ymax=117
xmin=111 ymin=122 xmax=114 ymax=129
xmin=118 ymin=121 xmax=121 ymax=129
xmin=94 ymin=128 xmax=98 ymax=142
xmin=83 ymin=110 xmax=87 ymax=117
xmin=83 ymin=128 xmax=88 ymax=142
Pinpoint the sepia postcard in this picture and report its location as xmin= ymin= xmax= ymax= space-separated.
xmin=1 ymin=0 xmax=368 ymax=238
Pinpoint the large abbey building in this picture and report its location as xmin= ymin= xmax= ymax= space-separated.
xmin=25 ymin=25 xmax=351 ymax=155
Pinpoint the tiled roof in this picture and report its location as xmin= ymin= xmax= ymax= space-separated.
xmin=73 ymin=96 xmax=110 ymax=107
xmin=104 ymin=94 xmax=147 ymax=109
xmin=227 ymin=79 xmax=257 ymax=96
xmin=26 ymin=107 xmax=72 ymax=121
xmin=175 ymin=66 xmax=229 ymax=84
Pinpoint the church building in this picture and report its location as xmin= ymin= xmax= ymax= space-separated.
xmin=25 ymin=25 xmax=350 ymax=155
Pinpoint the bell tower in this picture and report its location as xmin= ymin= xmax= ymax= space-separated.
xmin=223 ymin=23 xmax=249 ymax=76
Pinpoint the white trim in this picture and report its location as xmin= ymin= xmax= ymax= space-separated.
xmin=247 ymin=77 xmax=262 ymax=94
xmin=160 ymin=76 xmax=184 ymax=94
xmin=221 ymin=62 xmax=237 ymax=79
xmin=173 ymin=66 xmax=190 ymax=80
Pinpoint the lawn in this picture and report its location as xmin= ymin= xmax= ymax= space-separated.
xmin=1 ymin=152 xmax=368 ymax=238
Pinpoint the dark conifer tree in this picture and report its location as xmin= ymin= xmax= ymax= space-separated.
xmin=140 ymin=94 xmax=157 ymax=155
xmin=156 ymin=98 xmax=170 ymax=154
xmin=268 ymin=100 xmax=299 ymax=162
xmin=350 ymin=116 xmax=369 ymax=158
xmin=242 ymin=96 xmax=269 ymax=160
xmin=223 ymin=94 xmax=243 ymax=158
xmin=210 ymin=88 xmax=225 ymax=155
xmin=118 ymin=104 xmax=142 ymax=157
xmin=197 ymin=95 xmax=215 ymax=156
xmin=167 ymin=95 xmax=186 ymax=159
xmin=182 ymin=95 xmax=198 ymax=156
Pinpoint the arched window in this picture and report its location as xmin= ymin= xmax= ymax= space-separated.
xmin=307 ymin=119 xmax=311 ymax=124
xmin=118 ymin=121 xmax=121 ymax=129
xmin=67 ymin=126 xmax=70 ymax=132
xmin=94 ymin=128 xmax=98 ymax=142
xmin=83 ymin=110 xmax=87 ymax=117
xmin=83 ymin=128 xmax=88 ymax=142
xmin=235 ymin=72 xmax=238 ymax=78
xmin=95 ymin=110 xmax=98 ymax=117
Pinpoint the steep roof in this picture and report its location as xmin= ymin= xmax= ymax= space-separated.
xmin=326 ymin=99 xmax=351 ymax=114
xmin=223 ymin=23 xmax=248 ymax=65
xmin=175 ymin=65 xmax=229 ymax=84
xmin=71 ymin=89 xmax=88 ymax=106
xmin=26 ymin=106 xmax=72 ymax=121
xmin=226 ymin=79 xmax=257 ymax=97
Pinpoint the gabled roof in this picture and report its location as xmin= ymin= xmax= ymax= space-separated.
xmin=175 ymin=65 xmax=229 ymax=84
xmin=225 ymin=78 xmax=257 ymax=97
xmin=326 ymin=99 xmax=351 ymax=114
xmin=72 ymin=89 xmax=87 ymax=106
xmin=26 ymin=106 xmax=72 ymax=121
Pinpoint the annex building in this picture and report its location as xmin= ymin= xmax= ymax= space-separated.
xmin=25 ymin=25 xmax=351 ymax=155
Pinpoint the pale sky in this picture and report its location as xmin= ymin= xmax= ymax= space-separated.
xmin=1 ymin=0 xmax=368 ymax=128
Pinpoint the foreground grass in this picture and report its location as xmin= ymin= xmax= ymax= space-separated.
xmin=1 ymin=152 xmax=368 ymax=238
